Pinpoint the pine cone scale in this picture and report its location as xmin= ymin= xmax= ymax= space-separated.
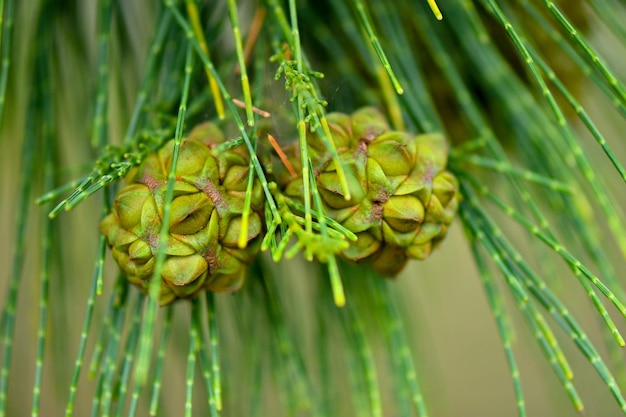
xmin=284 ymin=107 xmax=460 ymax=276
xmin=100 ymin=122 xmax=265 ymax=305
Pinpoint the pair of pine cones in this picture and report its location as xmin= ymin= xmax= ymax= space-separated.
xmin=100 ymin=108 xmax=460 ymax=305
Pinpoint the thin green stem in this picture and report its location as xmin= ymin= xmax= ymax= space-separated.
xmin=0 ymin=0 xmax=14 ymax=125
xmin=0 ymin=70 xmax=35 ymax=417
xmin=517 ymin=1 xmax=626 ymax=119
xmin=135 ymin=41 xmax=194 ymax=385
xmin=165 ymin=0 xmax=281 ymax=223
xmin=539 ymin=0 xmax=626 ymax=107
xmin=31 ymin=167 xmax=52 ymax=416
xmin=61 ymin=202 xmax=108 ymax=413
xmin=260 ymin=260 xmax=318 ymax=416
xmin=92 ymin=0 xmax=113 ymax=149
xmin=146 ymin=306 xmax=173 ymax=417
xmin=184 ymin=0 xmax=225 ymax=120
xmin=481 ymin=0 xmax=626 ymax=260
xmin=238 ymin=136 xmax=257 ymax=249
xmin=124 ymin=9 xmax=172 ymax=145
xmin=306 ymin=155 xmax=345 ymax=306
xmin=185 ymin=301 xmax=199 ymax=417
xmin=87 ymin=280 xmax=122 ymax=379
xmin=470 ymin=242 xmax=526 ymax=417
xmin=373 ymin=0 xmax=441 ymax=131
xmin=343 ymin=303 xmax=382 ymax=417
xmin=31 ymin=46 xmax=54 ymax=417
xmin=226 ymin=0 xmax=254 ymax=126
xmin=451 ymin=154 xmax=572 ymax=193
xmin=90 ymin=377 xmax=104 ymax=417
xmin=528 ymin=44 xmax=626 ymax=183
xmin=353 ymin=0 xmax=404 ymax=94
xmin=464 ymin=178 xmax=626 ymax=334
xmin=36 ymin=177 xmax=88 ymax=206
xmin=461 ymin=205 xmax=583 ymax=411
xmin=271 ymin=1 xmax=353 ymax=200
xmin=426 ymin=0 xmax=442 ymax=20
xmin=206 ymin=292 xmax=222 ymax=411
xmin=194 ymin=306 xmax=219 ymax=417
xmin=113 ymin=297 xmax=144 ymax=417
xmin=369 ymin=278 xmax=429 ymax=416
xmin=98 ymin=294 xmax=128 ymax=417
xmin=297 ymin=113 xmax=312 ymax=240
xmin=462 ymin=199 xmax=626 ymax=413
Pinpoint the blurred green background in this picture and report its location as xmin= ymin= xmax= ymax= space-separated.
xmin=2 ymin=0 xmax=626 ymax=416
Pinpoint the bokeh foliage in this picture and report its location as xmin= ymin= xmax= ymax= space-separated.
xmin=2 ymin=0 xmax=626 ymax=416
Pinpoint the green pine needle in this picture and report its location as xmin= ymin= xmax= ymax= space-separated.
xmin=3 ymin=1 xmax=626 ymax=416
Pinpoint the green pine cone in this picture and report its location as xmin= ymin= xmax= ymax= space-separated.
xmin=100 ymin=122 xmax=264 ymax=305
xmin=284 ymin=107 xmax=460 ymax=276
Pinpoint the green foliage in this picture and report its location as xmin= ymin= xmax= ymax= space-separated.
xmin=2 ymin=0 xmax=626 ymax=416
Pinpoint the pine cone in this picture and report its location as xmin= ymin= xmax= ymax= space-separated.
xmin=284 ymin=108 xmax=460 ymax=276
xmin=100 ymin=123 xmax=264 ymax=305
